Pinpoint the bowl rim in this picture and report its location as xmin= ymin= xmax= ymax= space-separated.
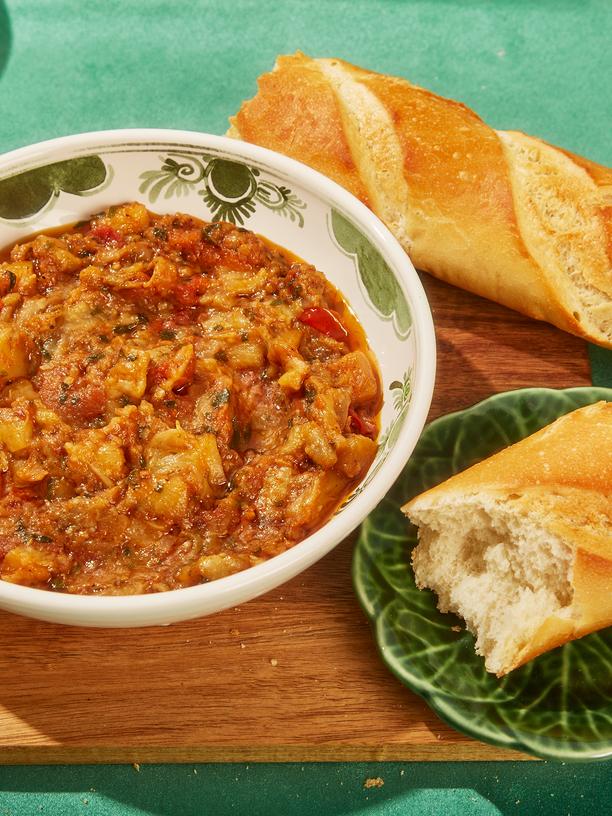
xmin=0 ymin=128 xmax=436 ymax=620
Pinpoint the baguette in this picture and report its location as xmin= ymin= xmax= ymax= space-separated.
xmin=228 ymin=53 xmax=612 ymax=347
xmin=402 ymin=401 xmax=612 ymax=676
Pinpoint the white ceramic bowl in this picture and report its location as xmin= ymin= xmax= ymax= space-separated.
xmin=0 ymin=129 xmax=436 ymax=626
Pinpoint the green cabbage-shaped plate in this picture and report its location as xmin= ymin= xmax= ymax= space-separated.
xmin=353 ymin=387 xmax=612 ymax=761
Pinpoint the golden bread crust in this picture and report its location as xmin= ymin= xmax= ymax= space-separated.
xmin=229 ymin=53 xmax=612 ymax=347
xmin=511 ymin=549 xmax=612 ymax=673
xmin=404 ymin=401 xmax=612 ymax=501
xmin=230 ymin=54 xmax=369 ymax=206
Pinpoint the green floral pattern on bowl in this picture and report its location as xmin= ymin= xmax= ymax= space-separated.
xmin=354 ymin=387 xmax=612 ymax=761
xmin=0 ymin=156 xmax=108 ymax=220
xmin=139 ymin=153 xmax=307 ymax=227
xmin=330 ymin=210 xmax=411 ymax=340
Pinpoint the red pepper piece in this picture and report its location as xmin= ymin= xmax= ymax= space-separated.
xmin=349 ymin=407 xmax=377 ymax=438
xmin=298 ymin=307 xmax=348 ymax=342
xmin=148 ymin=360 xmax=170 ymax=389
xmin=90 ymin=225 xmax=123 ymax=245
xmin=171 ymin=309 xmax=198 ymax=326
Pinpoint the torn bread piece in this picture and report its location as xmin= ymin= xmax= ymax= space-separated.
xmin=402 ymin=401 xmax=612 ymax=676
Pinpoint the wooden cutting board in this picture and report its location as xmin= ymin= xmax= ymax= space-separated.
xmin=0 ymin=273 xmax=591 ymax=764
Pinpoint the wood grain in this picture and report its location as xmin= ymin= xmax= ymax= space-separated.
xmin=0 ymin=273 xmax=591 ymax=764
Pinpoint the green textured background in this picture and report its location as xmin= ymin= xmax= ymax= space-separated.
xmin=0 ymin=1 xmax=611 ymax=813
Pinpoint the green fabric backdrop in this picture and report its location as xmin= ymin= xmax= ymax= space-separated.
xmin=0 ymin=1 xmax=611 ymax=813
xmin=0 ymin=761 xmax=608 ymax=815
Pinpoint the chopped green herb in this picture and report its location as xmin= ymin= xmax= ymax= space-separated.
xmin=153 ymin=227 xmax=168 ymax=241
xmin=6 ymin=269 xmax=16 ymax=292
xmin=32 ymin=533 xmax=53 ymax=543
xmin=164 ymin=399 xmax=177 ymax=409
xmin=85 ymin=351 xmax=104 ymax=364
xmin=98 ymin=334 xmax=110 ymax=344
xmin=201 ymin=225 xmax=220 ymax=245
xmin=159 ymin=328 xmax=176 ymax=340
xmin=304 ymin=385 xmax=317 ymax=404
xmin=230 ymin=418 xmax=251 ymax=450
xmin=214 ymin=349 xmax=228 ymax=362
xmin=16 ymin=520 xmax=53 ymax=545
xmin=239 ymin=330 xmax=249 ymax=342
xmin=117 ymin=394 xmax=131 ymax=407
xmin=211 ymin=388 xmax=230 ymax=408
xmin=113 ymin=321 xmax=140 ymax=335
xmin=49 ymin=576 xmax=65 ymax=591
xmin=39 ymin=338 xmax=54 ymax=361
xmin=45 ymin=477 xmax=56 ymax=499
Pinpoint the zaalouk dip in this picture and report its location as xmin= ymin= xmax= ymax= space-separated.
xmin=0 ymin=203 xmax=380 ymax=594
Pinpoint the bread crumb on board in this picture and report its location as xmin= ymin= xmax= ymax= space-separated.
xmin=363 ymin=777 xmax=384 ymax=789
xmin=132 ymin=762 xmax=141 ymax=772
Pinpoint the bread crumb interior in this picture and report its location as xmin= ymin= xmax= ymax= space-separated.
xmin=411 ymin=495 xmax=574 ymax=674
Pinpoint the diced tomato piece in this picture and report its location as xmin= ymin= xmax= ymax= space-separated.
xmin=148 ymin=318 xmax=163 ymax=334
xmin=150 ymin=311 xmax=194 ymax=334
xmin=170 ymin=309 xmax=197 ymax=326
xmin=348 ymin=407 xmax=376 ymax=438
xmin=90 ymin=225 xmax=123 ymax=246
xmin=298 ymin=307 xmax=348 ymax=342
xmin=168 ymin=227 xmax=203 ymax=255
xmin=148 ymin=360 xmax=171 ymax=388
xmin=35 ymin=365 xmax=105 ymax=424
xmin=175 ymin=277 xmax=208 ymax=307
xmin=71 ymin=381 xmax=107 ymax=421
xmin=173 ymin=355 xmax=196 ymax=394
xmin=148 ymin=354 xmax=195 ymax=394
